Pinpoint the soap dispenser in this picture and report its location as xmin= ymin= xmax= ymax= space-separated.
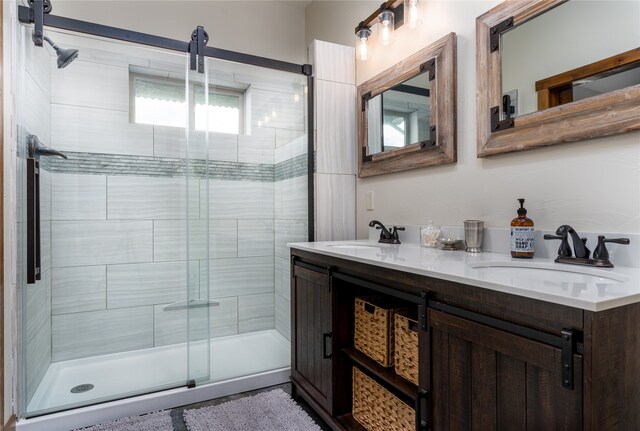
xmin=510 ymin=198 xmax=534 ymax=258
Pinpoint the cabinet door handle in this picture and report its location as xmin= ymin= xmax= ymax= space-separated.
xmin=415 ymin=388 xmax=430 ymax=431
xmin=322 ymin=332 xmax=332 ymax=359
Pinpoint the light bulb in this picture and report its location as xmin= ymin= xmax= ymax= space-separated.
xmin=408 ymin=0 xmax=419 ymax=28
xmin=381 ymin=23 xmax=391 ymax=46
xmin=359 ymin=37 xmax=369 ymax=61
xmin=355 ymin=26 xmax=372 ymax=61
xmin=377 ymin=10 xmax=394 ymax=47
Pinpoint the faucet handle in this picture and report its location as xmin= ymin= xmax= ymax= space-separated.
xmin=593 ymin=236 xmax=630 ymax=261
xmin=391 ymin=226 xmax=404 ymax=242
xmin=543 ymin=233 xmax=572 ymax=257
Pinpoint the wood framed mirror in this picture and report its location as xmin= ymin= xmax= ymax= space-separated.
xmin=358 ymin=32 xmax=456 ymax=177
xmin=477 ymin=0 xmax=640 ymax=157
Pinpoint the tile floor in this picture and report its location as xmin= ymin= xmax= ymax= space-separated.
xmin=168 ymin=383 xmax=331 ymax=431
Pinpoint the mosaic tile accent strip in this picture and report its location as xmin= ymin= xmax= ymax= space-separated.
xmin=208 ymin=161 xmax=274 ymax=182
xmin=42 ymin=152 xmax=188 ymax=177
xmin=275 ymin=154 xmax=308 ymax=182
xmin=41 ymin=151 xmax=311 ymax=182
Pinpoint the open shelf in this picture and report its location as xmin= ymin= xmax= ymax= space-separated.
xmin=343 ymin=347 xmax=418 ymax=402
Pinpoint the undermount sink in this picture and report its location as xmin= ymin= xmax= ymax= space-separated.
xmin=468 ymin=261 xmax=629 ymax=284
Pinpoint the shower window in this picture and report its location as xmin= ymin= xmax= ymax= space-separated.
xmin=383 ymin=109 xmax=410 ymax=148
xmin=131 ymin=74 xmax=245 ymax=134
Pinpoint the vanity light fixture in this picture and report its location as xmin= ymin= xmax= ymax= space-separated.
xmin=378 ymin=8 xmax=395 ymax=46
xmin=356 ymin=23 xmax=372 ymax=61
xmin=355 ymin=0 xmax=406 ymax=61
xmin=406 ymin=0 xmax=420 ymax=29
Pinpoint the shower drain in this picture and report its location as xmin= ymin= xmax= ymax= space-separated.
xmin=70 ymin=384 xmax=94 ymax=394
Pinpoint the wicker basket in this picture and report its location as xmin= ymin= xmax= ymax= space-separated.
xmin=352 ymin=367 xmax=415 ymax=431
xmin=394 ymin=313 xmax=419 ymax=385
xmin=354 ymin=297 xmax=403 ymax=367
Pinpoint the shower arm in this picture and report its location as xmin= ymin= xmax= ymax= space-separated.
xmin=42 ymin=34 xmax=58 ymax=50
xmin=27 ymin=134 xmax=68 ymax=160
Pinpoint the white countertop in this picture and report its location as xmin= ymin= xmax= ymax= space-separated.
xmin=289 ymin=240 xmax=640 ymax=312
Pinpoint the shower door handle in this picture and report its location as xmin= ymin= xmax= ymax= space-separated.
xmin=26 ymin=157 xmax=41 ymax=284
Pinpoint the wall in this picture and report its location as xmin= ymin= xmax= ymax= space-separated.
xmin=351 ymin=0 xmax=640 ymax=238
xmin=273 ymin=39 xmax=357 ymax=341
xmin=305 ymin=1 xmax=378 ymax=49
xmin=502 ymin=1 xmax=640 ymax=116
xmin=16 ymin=22 xmax=53 ymax=407
xmin=311 ymin=40 xmax=357 ymax=241
xmin=3 ymin=2 xmax=15 ymax=422
xmin=53 ymin=0 xmax=307 ymax=64
xmin=274 ymin=133 xmax=308 ymax=341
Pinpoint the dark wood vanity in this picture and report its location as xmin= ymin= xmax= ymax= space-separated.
xmin=290 ymin=248 xmax=640 ymax=430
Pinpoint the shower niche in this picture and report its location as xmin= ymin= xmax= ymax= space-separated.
xmin=16 ymin=21 xmax=310 ymax=418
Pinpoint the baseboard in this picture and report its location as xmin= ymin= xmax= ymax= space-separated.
xmin=4 ymin=415 xmax=17 ymax=431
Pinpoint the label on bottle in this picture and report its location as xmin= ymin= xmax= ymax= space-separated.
xmin=511 ymin=227 xmax=535 ymax=252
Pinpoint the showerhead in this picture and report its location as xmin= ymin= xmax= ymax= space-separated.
xmin=55 ymin=47 xmax=79 ymax=69
xmin=41 ymin=34 xmax=79 ymax=69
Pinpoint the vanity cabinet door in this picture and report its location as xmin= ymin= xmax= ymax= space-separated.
xmin=429 ymin=309 xmax=583 ymax=431
xmin=291 ymin=262 xmax=333 ymax=415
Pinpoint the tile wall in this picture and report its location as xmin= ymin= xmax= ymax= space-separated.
xmin=270 ymin=40 xmax=357 ymax=342
xmin=274 ymin=133 xmax=308 ymax=341
xmin=23 ymin=38 xmax=307 ymax=374
xmin=310 ymin=40 xmax=357 ymax=241
xmin=19 ymin=32 xmax=53 ymax=404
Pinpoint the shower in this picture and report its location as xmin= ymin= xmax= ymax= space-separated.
xmin=16 ymin=3 xmax=312 ymax=426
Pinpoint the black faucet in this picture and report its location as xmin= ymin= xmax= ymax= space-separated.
xmin=369 ymin=220 xmax=404 ymax=244
xmin=545 ymin=225 xmax=629 ymax=268
xmin=561 ymin=225 xmax=590 ymax=259
xmin=544 ymin=225 xmax=589 ymax=258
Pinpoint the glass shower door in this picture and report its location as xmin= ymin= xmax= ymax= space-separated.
xmin=17 ymin=26 xmax=209 ymax=417
xmin=204 ymin=57 xmax=309 ymax=384
xmin=185 ymin=59 xmax=211 ymax=386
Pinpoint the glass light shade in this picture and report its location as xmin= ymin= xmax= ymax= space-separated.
xmin=406 ymin=0 xmax=422 ymax=29
xmin=356 ymin=27 xmax=372 ymax=61
xmin=378 ymin=10 xmax=395 ymax=46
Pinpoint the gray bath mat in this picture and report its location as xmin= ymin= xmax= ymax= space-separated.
xmin=77 ymin=410 xmax=173 ymax=431
xmin=183 ymin=388 xmax=322 ymax=431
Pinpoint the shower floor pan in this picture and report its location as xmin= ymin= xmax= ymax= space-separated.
xmin=25 ymin=329 xmax=290 ymax=422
